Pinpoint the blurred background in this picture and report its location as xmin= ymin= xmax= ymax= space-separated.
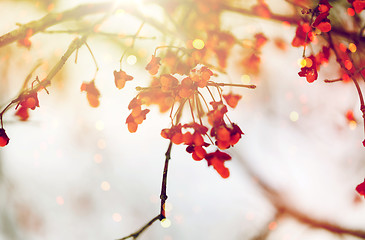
xmin=0 ymin=0 xmax=365 ymax=239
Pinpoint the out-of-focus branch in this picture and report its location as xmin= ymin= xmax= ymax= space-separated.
xmin=222 ymin=4 xmax=300 ymax=24
xmin=277 ymin=203 xmax=365 ymax=238
xmin=0 ymin=1 xmax=181 ymax=49
xmin=235 ymin=153 xmax=365 ymax=239
xmin=326 ymin=32 xmax=365 ymax=142
xmin=43 ymin=29 xmax=156 ymax=40
xmin=221 ymin=4 xmax=362 ymax=42
xmin=0 ymin=2 xmax=114 ymax=48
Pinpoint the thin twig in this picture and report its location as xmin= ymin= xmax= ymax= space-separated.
xmin=117 ymin=215 xmax=161 ymax=240
xmin=84 ymin=42 xmax=99 ymax=80
xmin=118 ymin=141 xmax=174 ymax=240
xmin=208 ymin=82 xmax=257 ymax=89
xmin=160 ymin=141 xmax=173 ymax=219
xmin=21 ymin=61 xmax=42 ymax=90
xmin=324 ymin=78 xmax=343 ymax=83
xmin=120 ymin=22 xmax=145 ymax=70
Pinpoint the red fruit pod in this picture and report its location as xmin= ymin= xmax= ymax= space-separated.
xmin=0 ymin=128 xmax=10 ymax=147
xmin=20 ymin=92 xmax=40 ymax=110
xmin=205 ymin=150 xmax=232 ymax=178
xmin=223 ymin=93 xmax=242 ymax=108
xmin=145 ymin=55 xmax=161 ymax=75
xmin=15 ymin=106 xmax=30 ymax=121
xmin=80 ymin=81 xmax=100 ymax=108
xmin=193 ymin=146 xmax=206 ymax=160
xmin=353 ymin=0 xmax=365 ymax=13
xmin=171 ymin=132 xmax=184 ymax=145
xmin=114 ymin=70 xmax=133 ymax=89
xmin=356 ymin=179 xmax=365 ymax=198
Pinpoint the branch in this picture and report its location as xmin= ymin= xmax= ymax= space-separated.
xmin=117 ymin=215 xmax=160 ymax=240
xmin=160 ymin=141 xmax=173 ymax=219
xmin=222 ymin=4 xmax=300 ymax=24
xmin=235 ymin=153 xmax=365 ymax=239
xmin=118 ymin=141 xmax=173 ymax=239
xmin=277 ymin=204 xmax=365 ymax=238
xmin=0 ymin=2 xmax=114 ymax=48
xmin=221 ymin=4 xmax=362 ymax=42
xmin=208 ymin=82 xmax=257 ymax=89
xmin=36 ymin=36 xmax=87 ymax=91
xmin=0 ymin=1 xmax=182 ymax=50
xmin=326 ymin=32 xmax=365 ymax=140
xmin=43 ymin=29 xmax=156 ymax=41
xmin=0 ymin=36 xmax=86 ymax=125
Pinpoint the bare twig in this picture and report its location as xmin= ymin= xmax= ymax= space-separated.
xmin=84 ymin=41 xmax=99 ymax=80
xmin=118 ymin=141 xmax=173 ymax=240
xmin=160 ymin=141 xmax=173 ymax=219
xmin=324 ymin=78 xmax=343 ymax=83
xmin=117 ymin=214 xmax=160 ymax=240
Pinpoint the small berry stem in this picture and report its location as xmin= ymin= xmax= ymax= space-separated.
xmin=119 ymin=22 xmax=145 ymax=70
xmin=85 ymin=42 xmax=99 ymax=80
xmin=208 ymin=82 xmax=256 ymax=89
xmin=197 ymin=91 xmax=210 ymax=112
xmin=188 ymin=98 xmax=196 ymax=123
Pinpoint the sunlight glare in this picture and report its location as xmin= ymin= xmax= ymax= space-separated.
xmin=161 ymin=219 xmax=171 ymax=228
xmin=127 ymin=55 xmax=137 ymax=65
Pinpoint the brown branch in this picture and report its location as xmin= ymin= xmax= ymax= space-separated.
xmin=208 ymin=82 xmax=257 ymax=89
xmin=277 ymin=204 xmax=365 ymax=238
xmin=160 ymin=141 xmax=173 ymax=219
xmin=117 ymin=214 xmax=160 ymax=240
xmin=0 ymin=2 xmax=114 ymax=48
xmin=324 ymin=78 xmax=343 ymax=83
xmin=235 ymin=153 xmax=365 ymax=239
xmin=118 ymin=141 xmax=173 ymax=239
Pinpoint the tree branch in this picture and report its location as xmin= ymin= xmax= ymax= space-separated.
xmin=0 ymin=2 xmax=114 ymax=48
xmin=118 ymin=141 xmax=173 ymax=239
xmin=160 ymin=141 xmax=173 ymax=219
xmin=222 ymin=4 xmax=362 ymax=42
xmin=117 ymin=215 xmax=160 ymax=240
xmin=235 ymin=153 xmax=365 ymax=239
xmin=0 ymin=36 xmax=86 ymax=124
xmin=326 ymin=32 xmax=365 ymax=141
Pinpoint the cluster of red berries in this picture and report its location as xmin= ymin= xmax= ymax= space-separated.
xmin=121 ymin=53 xmax=245 ymax=178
